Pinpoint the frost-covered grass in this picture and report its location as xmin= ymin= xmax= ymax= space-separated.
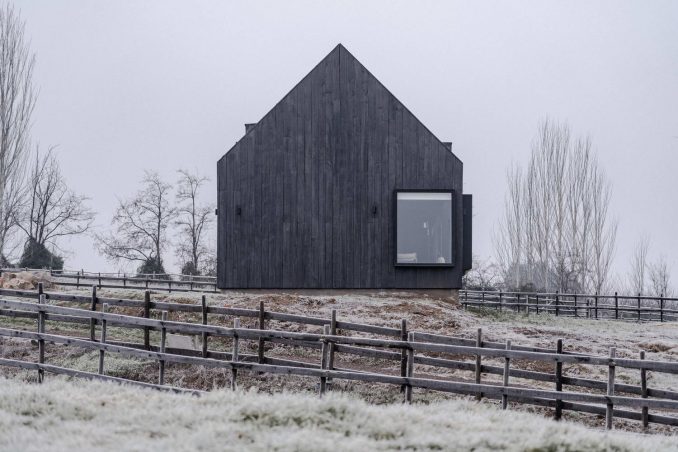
xmin=0 ymin=377 xmax=676 ymax=452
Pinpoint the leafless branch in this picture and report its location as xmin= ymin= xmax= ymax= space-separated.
xmin=96 ymin=171 xmax=174 ymax=269
xmin=174 ymin=169 xmax=214 ymax=275
xmin=16 ymin=147 xmax=95 ymax=247
xmin=0 ymin=4 xmax=35 ymax=261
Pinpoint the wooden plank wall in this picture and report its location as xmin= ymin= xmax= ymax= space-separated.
xmin=217 ymin=45 xmax=464 ymax=289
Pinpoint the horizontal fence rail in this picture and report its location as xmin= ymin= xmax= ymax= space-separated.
xmin=0 ymin=286 xmax=676 ymax=430
xmin=461 ymin=290 xmax=678 ymax=322
xmin=0 ymin=268 xmax=218 ymax=293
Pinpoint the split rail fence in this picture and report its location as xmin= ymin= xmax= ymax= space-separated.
xmin=462 ymin=290 xmax=678 ymax=322
xmin=0 ymin=286 xmax=677 ymax=430
xmin=0 ymin=268 xmax=217 ymax=293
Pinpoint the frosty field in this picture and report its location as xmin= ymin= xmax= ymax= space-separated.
xmin=1 ymin=286 xmax=678 ymax=450
xmin=1 ymin=376 xmax=676 ymax=452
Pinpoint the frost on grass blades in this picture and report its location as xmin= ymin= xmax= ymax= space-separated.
xmin=0 ymin=377 xmax=677 ymax=452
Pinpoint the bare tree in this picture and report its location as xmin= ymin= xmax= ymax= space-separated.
xmin=494 ymin=165 xmax=524 ymax=288
xmin=495 ymin=118 xmax=617 ymax=292
xmin=0 ymin=4 xmax=36 ymax=262
xmin=462 ymin=255 xmax=500 ymax=290
xmin=628 ymin=236 xmax=650 ymax=295
xmin=0 ymin=153 xmax=25 ymax=263
xmin=589 ymin=167 xmax=617 ymax=294
xmin=17 ymin=148 xmax=95 ymax=250
xmin=648 ymin=255 xmax=673 ymax=298
xmin=174 ymin=170 xmax=213 ymax=275
xmin=97 ymin=171 xmax=174 ymax=274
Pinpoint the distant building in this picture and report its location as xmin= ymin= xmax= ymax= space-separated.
xmin=217 ymin=44 xmax=472 ymax=290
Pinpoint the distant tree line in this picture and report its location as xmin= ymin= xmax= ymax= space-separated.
xmin=464 ymin=118 xmax=674 ymax=297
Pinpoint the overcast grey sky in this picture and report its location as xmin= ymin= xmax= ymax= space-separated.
xmin=16 ymin=0 xmax=678 ymax=285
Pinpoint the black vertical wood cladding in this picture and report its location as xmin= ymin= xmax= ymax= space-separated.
xmin=463 ymin=194 xmax=473 ymax=272
xmin=217 ymin=45 xmax=467 ymax=289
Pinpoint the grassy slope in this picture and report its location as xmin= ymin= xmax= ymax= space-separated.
xmin=1 ymin=377 xmax=677 ymax=452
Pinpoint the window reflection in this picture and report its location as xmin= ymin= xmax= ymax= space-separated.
xmin=396 ymin=192 xmax=452 ymax=265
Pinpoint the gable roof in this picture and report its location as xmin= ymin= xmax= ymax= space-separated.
xmin=219 ymin=44 xmax=460 ymax=165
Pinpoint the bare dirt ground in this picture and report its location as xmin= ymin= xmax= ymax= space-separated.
xmin=1 ymin=285 xmax=677 ymax=434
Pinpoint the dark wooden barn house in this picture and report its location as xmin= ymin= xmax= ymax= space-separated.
xmin=217 ymin=44 xmax=472 ymax=291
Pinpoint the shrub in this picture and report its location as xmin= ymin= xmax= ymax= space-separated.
xmin=180 ymin=261 xmax=200 ymax=276
xmin=136 ymin=257 xmax=166 ymax=277
xmin=18 ymin=239 xmax=64 ymax=270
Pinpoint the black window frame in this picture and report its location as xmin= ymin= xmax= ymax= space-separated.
xmin=393 ymin=188 xmax=455 ymax=268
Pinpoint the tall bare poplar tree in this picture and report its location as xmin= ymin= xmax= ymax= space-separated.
xmin=175 ymin=170 xmax=213 ymax=275
xmin=0 ymin=4 xmax=35 ymax=263
xmin=628 ymin=236 xmax=650 ymax=295
xmin=495 ymin=118 xmax=617 ymax=293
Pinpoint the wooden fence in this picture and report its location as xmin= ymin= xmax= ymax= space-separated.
xmin=0 ymin=286 xmax=677 ymax=430
xmin=461 ymin=290 xmax=678 ymax=322
xmin=0 ymin=268 xmax=218 ymax=293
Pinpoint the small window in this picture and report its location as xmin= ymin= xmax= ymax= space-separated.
xmin=396 ymin=191 xmax=452 ymax=266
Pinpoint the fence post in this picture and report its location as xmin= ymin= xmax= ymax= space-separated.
xmin=594 ymin=293 xmax=599 ymax=320
xmin=168 ymin=280 xmax=172 ymax=293
xmin=516 ymin=293 xmax=520 ymax=314
xmin=573 ymin=294 xmax=578 ymax=318
xmin=37 ymin=293 xmax=46 ymax=383
xmin=231 ymin=318 xmax=240 ymax=391
xmin=660 ymin=294 xmax=664 ymax=322
xmin=143 ymin=290 xmax=151 ymax=350
xmin=502 ymin=340 xmax=511 ymax=409
xmin=90 ymin=286 xmax=98 ymax=342
xmin=554 ymin=338 xmax=563 ymax=420
xmin=400 ymin=319 xmax=408 ymax=393
xmin=640 ymin=350 xmax=648 ymax=429
xmin=498 ymin=291 xmax=502 ymax=312
xmin=319 ymin=324 xmax=330 ymax=397
xmin=258 ymin=300 xmax=266 ymax=364
xmin=535 ymin=294 xmax=540 ymax=315
xmin=555 ymin=291 xmax=560 ymax=317
xmin=524 ymin=294 xmax=528 ymax=314
xmin=405 ymin=332 xmax=414 ymax=404
xmin=606 ymin=347 xmax=616 ymax=430
xmin=637 ymin=293 xmax=642 ymax=322
xmin=586 ymin=299 xmax=590 ymax=319
xmin=158 ymin=311 xmax=167 ymax=385
xmin=98 ymin=272 xmax=102 ymax=288
xmin=328 ymin=309 xmax=337 ymax=385
xmin=99 ymin=304 xmax=108 ymax=375
xmin=201 ymin=295 xmax=208 ymax=358
xmin=475 ymin=328 xmax=483 ymax=401
xmin=614 ymin=292 xmax=619 ymax=320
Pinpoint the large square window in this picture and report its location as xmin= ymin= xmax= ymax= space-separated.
xmin=396 ymin=191 xmax=453 ymax=266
